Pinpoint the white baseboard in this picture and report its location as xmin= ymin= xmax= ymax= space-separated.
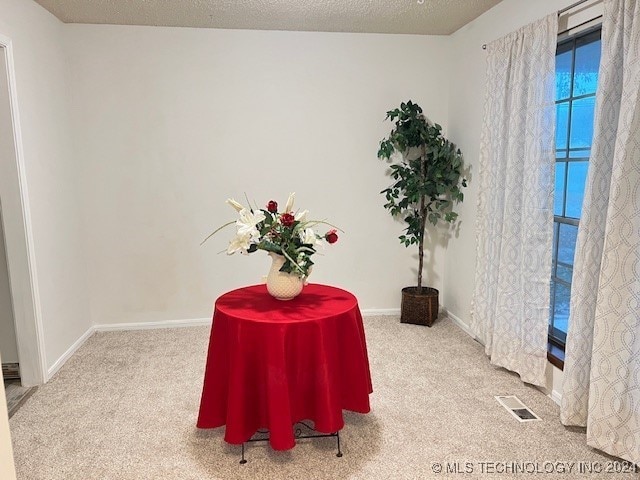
xmin=361 ymin=308 xmax=401 ymax=317
xmin=361 ymin=308 xmax=477 ymax=333
xmin=46 ymin=318 xmax=212 ymax=381
xmin=47 ymin=310 xmax=394 ymax=378
xmin=444 ymin=309 xmax=477 ymax=339
xmin=93 ymin=318 xmax=211 ymax=332
xmin=44 ymin=310 xmax=475 ymax=383
xmin=46 ymin=327 xmax=95 ymax=381
xmin=445 ymin=310 xmax=565 ymax=406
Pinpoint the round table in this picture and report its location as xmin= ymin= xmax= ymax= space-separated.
xmin=196 ymin=283 xmax=373 ymax=451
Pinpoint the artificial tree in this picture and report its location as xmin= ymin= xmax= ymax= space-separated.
xmin=377 ymin=100 xmax=466 ymax=324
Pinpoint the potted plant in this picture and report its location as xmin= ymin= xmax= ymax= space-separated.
xmin=377 ymin=100 xmax=466 ymax=326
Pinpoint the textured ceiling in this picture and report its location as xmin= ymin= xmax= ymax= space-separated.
xmin=35 ymin=0 xmax=503 ymax=35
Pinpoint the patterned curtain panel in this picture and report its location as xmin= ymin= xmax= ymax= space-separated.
xmin=561 ymin=0 xmax=640 ymax=465
xmin=470 ymin=14 xmax=557 ymax=388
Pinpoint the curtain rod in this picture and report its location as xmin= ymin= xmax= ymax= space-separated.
xmin=482 ymin=0 xmax=598 ymax=49
xmin=558 ymin=0 xmax=593 ymax=16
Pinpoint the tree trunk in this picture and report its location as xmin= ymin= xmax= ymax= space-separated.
xmin=417 ymin=147 xmax=427 ymax=293
xmin=417 ymin=212 xmax=424 ymax=292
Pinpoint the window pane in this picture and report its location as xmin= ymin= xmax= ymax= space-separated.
xmin=557 ymin=264 xmax=573 ymax=283
xmin=556 ymin=50 xmax=573 ymax=100
xmin=569 ymin=97 xmax=596 ymax=148
xmin=553 ymin=281 xmax=571 ymax=336
xmin=554 ymin=162 xmax=566 ymax=216
xmin=551 ymin=28 xmax=601 ymax=350
xmin=558 ymin=223 xmax=578 ymax=266
xmin=566 ymin=161 xmax=589 ymax=218
xmin=556 ymin=102 xmax=569 ymax=150
xmin=573 ymin=40 xmax=601 ymax=96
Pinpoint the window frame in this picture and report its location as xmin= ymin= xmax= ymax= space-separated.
xmin=548 ymin=25 xmax=602 ymax=368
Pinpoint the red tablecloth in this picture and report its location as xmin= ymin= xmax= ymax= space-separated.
xmin=196 ymin=283 xmax=372 ymax=450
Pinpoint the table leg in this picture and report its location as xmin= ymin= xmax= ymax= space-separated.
xmin=239 ymin=443 xmax=247 ymax=464
xmin=238 ymin=424 xmax=344 ymax=464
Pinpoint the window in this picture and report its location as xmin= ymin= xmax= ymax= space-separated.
xmin=549 ymin=28 xmax=602 ymax=358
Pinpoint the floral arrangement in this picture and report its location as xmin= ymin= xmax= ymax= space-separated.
xmin=202 ymin=193 xmax=339 ymax=278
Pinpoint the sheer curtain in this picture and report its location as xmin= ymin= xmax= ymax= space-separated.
xmin=561 ymin=0 xmax=640 ymax=465
xmin=470 ymin=14 xmax=557 ymax=387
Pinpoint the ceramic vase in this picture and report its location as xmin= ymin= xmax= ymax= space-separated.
xmin=266 ymin=252 xmax=304 ymax=300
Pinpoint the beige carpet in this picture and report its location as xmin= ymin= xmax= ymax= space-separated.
xmin=8 ymin=316 xmax=637 ymax=479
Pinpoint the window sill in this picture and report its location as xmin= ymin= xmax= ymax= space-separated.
xmin=547 ymin=343 xmax=565 ymax=370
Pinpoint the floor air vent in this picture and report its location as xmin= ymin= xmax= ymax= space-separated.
xmin=495 ymin=395 xmax=541 ymax=422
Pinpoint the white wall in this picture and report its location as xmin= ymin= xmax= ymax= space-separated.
xmin=0 ymin=0 xmax=92 ymax=375
xmin=0 ymin=0 xmax=593 ymax=388
xmin=65 ymin=25 xmax=452 ymax=325
xmin=0 ymin=353 xmax=17 ymax=480
xmin=444 ymin=0 xmax=602 ymax=396
xmin=0 ymin=210 xmax=18 ymax=364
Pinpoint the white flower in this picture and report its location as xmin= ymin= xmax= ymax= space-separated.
xmin=284 ymin=192 xmax=295 ymax=213
xmin=295 ymin=209 xmax=308 ymax=223
xmin=227 ymin=233 xmax=252 ymax=255
xmin=226 ymin=198 xmax=245 ymax=212
xmin=300 ymin=227 xmax=321 ymax=246
xmin=236 ymin=208 xmax=265 ymax=240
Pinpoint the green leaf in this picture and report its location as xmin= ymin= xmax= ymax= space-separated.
xmin=200 ymin=220 xmax=236 ymax=246
xmin=376 ymin=100 xmax=468 ymax=258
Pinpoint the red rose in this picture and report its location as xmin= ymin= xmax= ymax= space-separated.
xmin=325 ymin=229 xmax=338 ymax=244
xmin=267 ymin=200 xmax=278 ymax=213
xmin=280 ymin=213 xmax=295 ymax=227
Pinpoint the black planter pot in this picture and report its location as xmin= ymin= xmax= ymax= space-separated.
xmin=400 ymin=286 xmax=439 ymax=327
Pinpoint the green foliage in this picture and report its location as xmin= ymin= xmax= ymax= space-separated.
xmin=255 ymin=217 xmax=316 ymax=277
xmin=202 ymin=196 xmax=339 ymax=279
xmin=377 ymin=101 xmax=467 ymax=287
